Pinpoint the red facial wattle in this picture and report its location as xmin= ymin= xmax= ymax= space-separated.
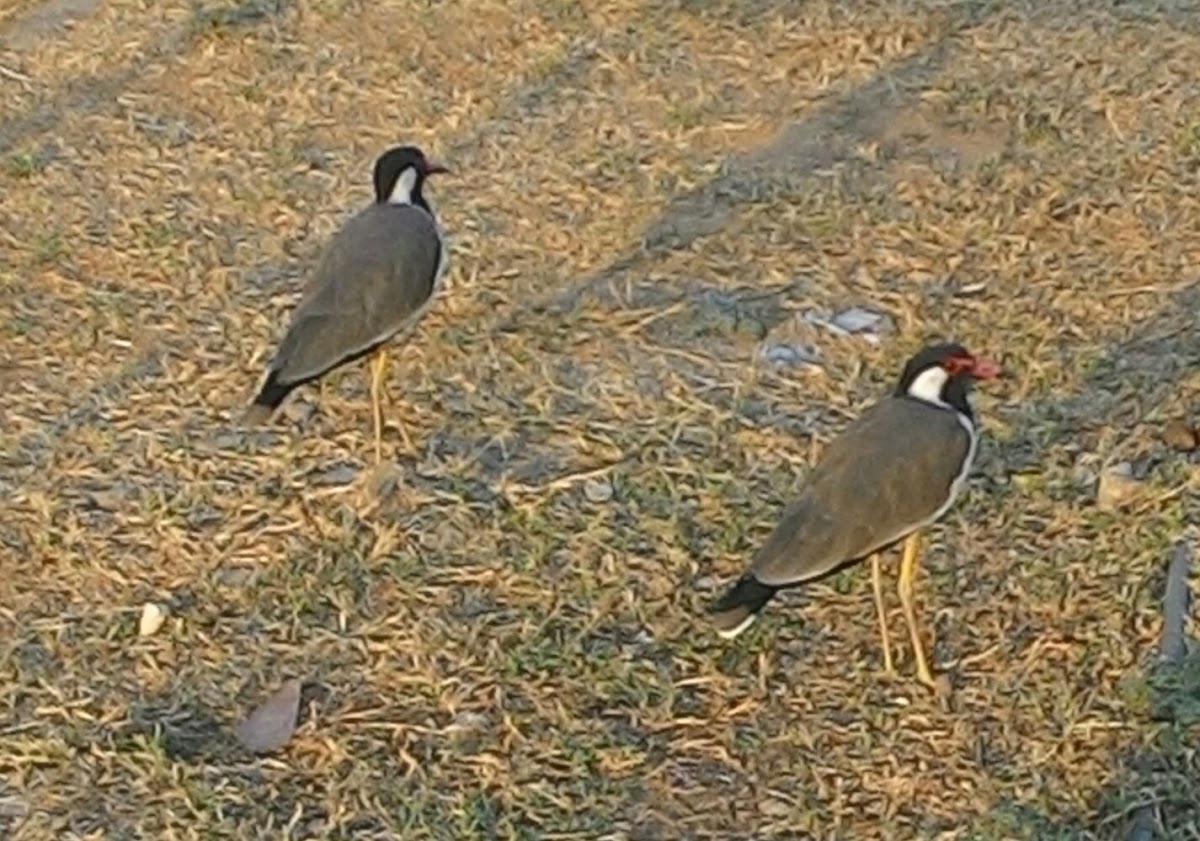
xmin=970 ymin=357 xmax=1002 ymax=379
xmin=946 ymin=354 xmax=1001 ymax=379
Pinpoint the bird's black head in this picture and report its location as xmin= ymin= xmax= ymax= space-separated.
xmin=894 ymin=341 xmax=1001 ymax=416
xmin=372 ymin=145 xmax=449 ymax=211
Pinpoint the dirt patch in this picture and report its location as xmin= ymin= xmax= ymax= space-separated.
xmin=0 ymin=0 xmax=99 ymax=51
xmin=882 ymin=106 xmax=1008 ymax=170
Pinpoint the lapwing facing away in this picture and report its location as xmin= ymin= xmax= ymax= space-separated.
xmin=242 ymin=145 xmax=449 ymax=463
xmin=709 ymin=342 xmax=1001 ymax=687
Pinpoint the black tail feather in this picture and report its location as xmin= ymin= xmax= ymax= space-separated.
xmin=709 ymin=574 xmax=778 ymax=638
xmin=241 ymin=371 xmax=296 ymax=425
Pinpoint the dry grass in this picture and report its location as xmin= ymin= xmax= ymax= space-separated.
xmin=3 ymin=0 xmax=1200 ymax=837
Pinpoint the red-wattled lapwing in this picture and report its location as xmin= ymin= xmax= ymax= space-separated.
xmin=242 ymin=145 xmax=449 ymax=463
xmin=709 ymin=341 xmax=1001 ymax=687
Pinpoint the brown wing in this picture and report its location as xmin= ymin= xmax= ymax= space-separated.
xmin=751 ymin=397 xmax=972 ymax=587
xmin=269 ymin=204 xmax=442 ymax=385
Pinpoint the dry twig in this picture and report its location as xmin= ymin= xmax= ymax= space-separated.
xmin=1128 ymin=540 xmax=1195 ymax=841
xmin=1157 ymin=541 xmax=1194 ymax=667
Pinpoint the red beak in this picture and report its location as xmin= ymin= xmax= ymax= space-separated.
xmin=971 ymin=356 xmax=1002 ymax=379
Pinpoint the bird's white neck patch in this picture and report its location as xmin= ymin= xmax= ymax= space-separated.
xmin=906 ymin=366 xmax=950 ymax=407
xmin=388 ymin=167 xmax=419 ymax=205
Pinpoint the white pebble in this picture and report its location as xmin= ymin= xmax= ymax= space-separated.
xmin=138 ymin=602 xmax=168 ymax=637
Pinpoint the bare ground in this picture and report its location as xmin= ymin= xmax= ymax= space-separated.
xmin=3 ymin=0 xmax=1200 ymax=838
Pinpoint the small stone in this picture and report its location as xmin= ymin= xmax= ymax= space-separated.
xmin=583 ymin=478 xmax=614 ymax=503
xmin=138 ymin=602 xmax=167 ymax=637
xmin=758 ymin=340 xmax=821 ymax=367
xmin=1162 ymin=419 xmax=1198 ymax=452
xmin=234 ymin=679 xmax=303 ymax=755
xmin=804 ymin=305 xmax=892 ymax=344
xmin=831 ymin=306 xmax=886 ymax=335
xmin=1096 ymin=462 xmax=1144 ymax=511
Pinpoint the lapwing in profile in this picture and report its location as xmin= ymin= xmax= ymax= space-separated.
xmin=709 ymin=342 xmax=1001 ymax=687
xmin=242 ymin=145 xmax=449 ymax=463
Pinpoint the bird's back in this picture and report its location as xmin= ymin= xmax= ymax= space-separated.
xmin=270 ymin=203 xmax=442 ymax=385
xmin=750 ymin=396 xmax=972 ymax=587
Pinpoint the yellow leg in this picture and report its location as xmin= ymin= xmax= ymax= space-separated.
xmin=898 ymin=531 xmax=936 ymax=687
xmin=870 ymin=553 xmax=895 ymax=675
xmin=369 ymin=348 xmax=417 ymax=461
xmin=370 ymin=349 xmax=387 ymax=463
